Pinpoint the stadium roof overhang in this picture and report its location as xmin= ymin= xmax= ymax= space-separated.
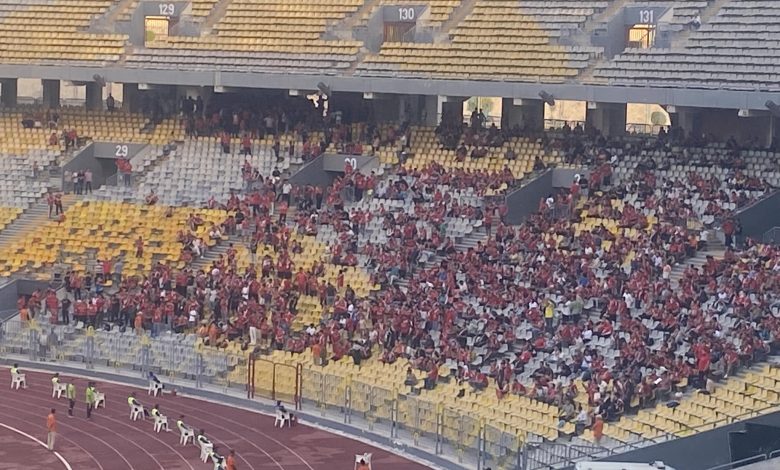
xmin=1 ymin=64 xmax=776 ymax=112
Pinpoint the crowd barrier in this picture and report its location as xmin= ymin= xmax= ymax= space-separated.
xmin=0 ymin=317 xmax=246 ymax=392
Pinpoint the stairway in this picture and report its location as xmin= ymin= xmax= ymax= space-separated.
xmin=668 ymin=237 xmax=726 ymax=289
xmin=191 ymin=236 xmax=235 ymax=272
xmin=0 ymin=195 xmax=79 ymax=252
xmin=433 ymin=0 xmax=479 ymax=41
xmin=669 ymin=0 xmax=730 ymax=49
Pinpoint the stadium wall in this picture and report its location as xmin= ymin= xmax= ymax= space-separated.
xmin=505 ymin=169 xmax=553 ymax=225
xmin=735 ymin=190 xmax=780 ymax=243
xmin=597 ymin=409 xmax=780 ymax=470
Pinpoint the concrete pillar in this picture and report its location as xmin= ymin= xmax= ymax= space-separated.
xmin=506 ymin=98 xmax=544 ymax=132
xmin=85 ymin=82 xmax=103 ymax=111
xmin=42 ymin=79 xmax=61 ymax=109
xmin=669 ymin=106 xmax=700 ymax=139
xmin=371 ymin=97 xmax=398 ymax=122
xmin=439 ymin=96 xmax=466 ymax=126
xmin=586 ymin=102 xmax=627 ymax=137
xmin=122 ymin=83 xmax=140 ymax=112
xmin=501 ymin=98 xmax=519 ymax=129
xmin=0 ymin=78 xmax=17 ymax=108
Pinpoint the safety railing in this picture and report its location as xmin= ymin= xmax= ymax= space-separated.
xmin=0 ymin=316 xmax=247 ymax=393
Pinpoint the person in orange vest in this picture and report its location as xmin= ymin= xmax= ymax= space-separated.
xmin=226 ymin=449 xmax=238 ymax=470
xmin=46 ymin=408 xmax=57 ymax=451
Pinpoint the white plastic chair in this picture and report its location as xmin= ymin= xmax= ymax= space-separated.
xmin=198 ymin=439 xmax=213 ymax=463
xmin=153 ymin=414 xmax=168 ymax=433
xmin=354 ymin=453 xmax=373 ymax=469
xmin=148 ymin=380 xmax=163 ymax=397
xmin=178 ymin=423 xmax=194 ymax=445
xmin=130 ymin=404 xmax=144 ymax=421
xmin=11 ymin=372 xmax=26 ymax=390
xmin=52 ymin=381 xmax=67 ymax=398
xmin=94 ymin=392 xmax=106 ymax=408
xmin=274 ymin=409 xmax=290 ymax=428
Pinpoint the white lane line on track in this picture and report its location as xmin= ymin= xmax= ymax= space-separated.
xmin=14 ymin=376 xmax=190 ymax=470
xmin=0 ymin=421 xmax=73 ymax=470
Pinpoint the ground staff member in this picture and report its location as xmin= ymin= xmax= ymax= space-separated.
xmin=67 ymin=383 xmax=76 ymax=417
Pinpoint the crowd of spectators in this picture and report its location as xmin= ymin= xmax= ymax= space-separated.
xmin=15 ymin=107 xmax=780 ymax=444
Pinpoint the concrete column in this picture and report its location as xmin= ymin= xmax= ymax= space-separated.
xmin=669 ymin=106 xmax=700 ymax=139
xmin=371 ymin=97 xmax=398 ymax=122
xmin=85 ymin=82 xmax=103 ymax=111
xmin=122 ymin=83 xmax=140 ymax=112
xmin=0 ymin=78 xmax=17 ymax=108
xmin=440 ymin=96 xmax=466 ymax=126
xmin=509 ymin=98 xmax=544 ymax=132
xmin=586 ymin=102 xmax=627 ymax=137
xmin=501 ymin=98 xmax=519 ymax=129
xmin=42 ymin=79 xmax=61 ymax=109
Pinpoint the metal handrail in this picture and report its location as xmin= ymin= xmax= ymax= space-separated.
xmin=704 ymin=454 xmax=768 ymax=470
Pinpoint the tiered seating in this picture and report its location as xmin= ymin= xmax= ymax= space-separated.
xmin=357 ymin=0 xmax=601 ymax=80
xmin=0 ymin=107 xmax=149 ymax=154
xmin=602 ymin=364 xmax=780 ymax=445
xmin=595 ymin=1 xmax=780 ymax=89
xmin=125 ymin=0 xmax=363 ymax=73
xmin=118 ymin=0 xmax=218 ymax=22
xmin=611 ymin=142 xmax=780 ymax=225
xmin=0 ymin=206 xmax=21 ymax=230
xmin=357 ymin=0 xmax=463 ymax=28
xmin=147 ymin=117 xmax=185 ymax=146
xmin=0 ymin=201 xmax=226 ymax=277
xmin=633 ymin=0 xmax=711 ymax=25
xmin=92 ymin=136 xmax=300 ymax=205
xmin=0 ymin=0 xmax=127 ymax=64
xmin=0 ymin=152 xmax=57 ymax=207
xmin=520 ymin=1 xmax=612 ymax=34
xmin=401 ymin=127 xmax=562 ymax=186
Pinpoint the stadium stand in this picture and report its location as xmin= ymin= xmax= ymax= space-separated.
xmin=3 ymin=2 xmax=780 ymax=468
xmin=0 ymin=0 xmax=127 ymax=64
xmin=125 ymin=0 xmax=364 ymax=73
xmin=357 ymin=0 xmax=602 ymax=79
xmin=594 ymin=1 xmax=780 ymax=89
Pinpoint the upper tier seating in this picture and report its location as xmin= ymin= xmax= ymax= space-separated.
xmin=0 ymin=0 xmax=127 ymax=64
xmin=125 ymin=0 xmax=363 ymax=74
xmin=357 ymin=0 xmax=463 ymax=28
xmin=118 ymin=0 xmax=218 ymax=22
xmin=357 ymin=0 xmax=603 ymax=80
xmin=0 ymin=106 xmax=149 ymax=154
xmin=595 ymin=1 xmax=780 ymax=90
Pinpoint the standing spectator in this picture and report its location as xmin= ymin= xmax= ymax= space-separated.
xmin=46 ymin=408 xmax=57 ymax=451
xmin=722 ymin=218 xmax=735 ymax=248
xmin=106 ymin=94 xmax=115 ymax=112
xmin=84 ymin=169 xmax=93 ymax=194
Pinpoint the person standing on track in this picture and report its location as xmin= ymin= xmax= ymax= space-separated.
xmin=66 ymin=382 xmax=76 ymax=417
xmin=85 ymin=381 xmax=96 ymax=419
xmin=46 ymin=408 xmax=57 ymax=451
xmin=226 ymin=449 xmax=238 ymax=470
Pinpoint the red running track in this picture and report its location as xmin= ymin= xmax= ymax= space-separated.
xmin=0 ymin=370 xmax=431 ymax=470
